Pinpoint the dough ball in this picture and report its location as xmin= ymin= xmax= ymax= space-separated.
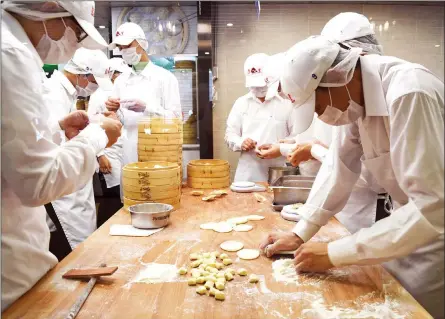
xmin=188 ymin=278 xmax=197 ymax=286
xmin=196 ymin=277 xmax=206 ymax=284
xmin=216 ymin=271 xmax=225 ymax=279
xmin=215 ymin=262 xmax=224 ymax=270
xmin=224 ymin=272 xmax=234 ymax=281
xmin=209 ymin=287 xmax=218 ymax=296
xmin=219 ymin=253 xmax=229 ymax=260
xmin=248 ymin=274 xmax=259 ymax=283
xmin=189 ymin=253 xmax=200 ymax=260
xmin=178 ymin=267 xmax=187 ymax=275
xmin=222 ymin=258 xmax=232 ymax=266
xmin=191 ymin=260 xmax=202 ymax=268
xmin=196 ymin=286 xmax=207 ymax=295
xmin=220 ymin=240 xmax=244 ymax=252
xmin=226 ymin=268 xmax=236 ymax=275
xmin=215 ymin=291 xmax=225 ymax=301
xmin=237 ymin=249 xmax=260 ymax=260
xmin=215 ymin=281 xmax=225 ymax=290
xmin=237 ymin=268 xmax=248 ymax=276
xmin=204 ymin=280 xmax=215 ymax=290
xmin=191 ymin=269 xmax=201 ymax=278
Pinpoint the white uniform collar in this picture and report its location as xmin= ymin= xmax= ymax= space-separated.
xmin=130 ymin=60 xmax=154 ymax=78
xmin=360 ymin=55 xmax=389 ymax=117
xmin=52 ymin=70 xmax=77 ymax=97
xmin=248 ymin=90 xmax=281 ymax=103
xmin=2 ymin=10 xmax=44 ymax=68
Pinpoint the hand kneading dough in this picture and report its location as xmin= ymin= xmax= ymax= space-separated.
xmin=237 ymin=249 xmax=260 ymax=260
xmin=233 ymin=224 xmax=253 ymax=232
xmin=245 ymin=215 xmax=265 ymax=221
xmin=220 ymin=240 xmax=244 ymax=252
xmin=213 ymin=222 xmax=233 ymax=233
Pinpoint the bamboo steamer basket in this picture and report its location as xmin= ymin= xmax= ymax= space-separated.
xmin=137 ymin=150 xmax=183 ymax=157
xmin=137 ymin=144 xmax=182 ymax=152
xmin=123 ymin=183 xmax=180 ymax=194
xmin=123 ymin=176 xmax=180 ymax=187
xmin=187 ymin=159 xmax=230 ymax=178
xmin=124 ymin=187 xmax=181 ymax=201
xmin=188 ymin=175 xmax=230 ymax=184
xmin=122 ymin=162 xmax=180 ymax=180
xmin=123 ymin=196 xmax=181 ymax=211
xmin=138 ymin=117 xmax=183 ymax=125
xmin=138 ymin=133 xmax=183 ymax=141
xmin=188 ymin=180 xmax=230 ymax=189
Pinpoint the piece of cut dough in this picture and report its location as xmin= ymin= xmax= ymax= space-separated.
xmin=191 ymin=190 xmax=204 ymax=196
xmin=233 ymin=224 xmax=253 ymax=232
xmin=245 ymin=215 xmax=265 ymax=221
xmin=226 ymin=217 xmax=249 ymax=225
xmin=222 ymin=258 xmax=232 ymax=266
xmin=248 ymin=274 xmax=259 ymax=283
xmin=253 ymin=193 xmax=266 ymax=202
xmin=220 ymin=240 xmax=244 ymax=252
xmin=237 ymin=249 xmax=260 ymax=260
xmin=213 ymin=222 xmax=233 ymax=233
xmin=200 ymin=222 xmax=218 ymax=230
xmin=237 ymin=268 xmax=248 ymax=276
xmin=202 ymin=195 xmax=218 ymax=201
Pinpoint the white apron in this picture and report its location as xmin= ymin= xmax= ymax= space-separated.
xmin=359 ymin=115 xmax=444 ymax=319
xmin=234 ymin=104 xmax=287 ymax=182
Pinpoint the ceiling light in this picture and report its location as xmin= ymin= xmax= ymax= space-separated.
xmin=435 ymin=44 xmax=441 ymax=48
xmin=227 ymin=23 xmax=233 ymax=27
xmin=99 ymin=25 xmax=106 ymax=29
xmin=205 ymin=52 xmax=210 ymax=55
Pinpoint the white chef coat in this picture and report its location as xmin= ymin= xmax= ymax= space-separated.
xmin=89 ymin=87 xmax=123 ymax=188
xmin=225 ymin=91 xmax=301 ymax=182
xmin=42 ymin=70 xmax=97 ymax=249
xmin=279 ymin=115 xmax=378 ymax=233
xmin=292 ymin=54 xmax=444 ymax=318
xmin=1 ymin=11 xmax=108 ymax=310
xmin=112 ymin=61 xmax=182 ymax=166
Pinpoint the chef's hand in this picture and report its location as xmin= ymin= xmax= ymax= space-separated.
xmin=105 ymin=97 xmax=120 ymax=112
xmin=59 ymin=110 xmax=89 ymax=140
xmin=287 ymin=143 xmax=314 ymax=167
xmin=260 ymin=231 xmax=304 ymax=257
xmin=120 ymin=99 xmax=146 ymax=113
xmin=241 ymin=138 xmax=257 ymax=151
xmin=294 ymin=242 xmax=334 ymax=273
xmin=98 ymin=155 xmax=112 ymax=174
xmin=278 ymin=139 xmax=296 ymax=144
xmin=257 ymin=143 xmax=281 ymax=159
xmin=102 ymin=111 xmax=119 ymax=121
xmin=100 ymin=117 xmax=122 ymax=148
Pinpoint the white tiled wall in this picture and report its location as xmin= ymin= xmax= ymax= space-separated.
xmin=213 ymin=3 xmax=444 ymax=178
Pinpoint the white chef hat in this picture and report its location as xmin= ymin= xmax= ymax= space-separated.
xmin=2 ymin=1 xmax=107 ymax=49
xmin=109 ymin=22 xmax=148 ymax=50
xmin=243 ymin=53 xmax=269 ymax=87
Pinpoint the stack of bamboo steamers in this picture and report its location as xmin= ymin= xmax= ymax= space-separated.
xmin=187 ymin=159 xmax=230 ymax=189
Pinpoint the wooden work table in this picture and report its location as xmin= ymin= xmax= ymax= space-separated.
xmin=4 ymin=188 xmax=432 ymax=319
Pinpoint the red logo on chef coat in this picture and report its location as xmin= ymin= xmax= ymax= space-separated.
xmin=116 ymin=31 xmax=123 ymax=36
xmin=248 ymin=67 xmax=261 ymax=75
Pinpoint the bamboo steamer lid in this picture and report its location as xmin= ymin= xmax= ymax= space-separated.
xmin=123 ymin=176 xmax=180 ymax=187
xmin=123 ymin=183 xmax=180 ymax=194
xmin=123 ymin=187 xmax=181 ymax=201
xmin=137 ymin=144 xmax=182 ymax=152
xmin=122 ymin=162 xmax=180 ymax=179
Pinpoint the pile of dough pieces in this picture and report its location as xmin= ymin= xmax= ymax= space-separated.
xmin=199 ymin=215 xmax=265 ymax=233
xmin=177 ymin=251 xmax=259 ymax=301
xmin=191 ymin=189 xmax=228 ymax=202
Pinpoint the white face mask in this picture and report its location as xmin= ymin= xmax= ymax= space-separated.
xmin=76 ymin=76 xmax=99 ymax=97
xmin=36 ymin=18 xmax=79 ymax=64
xmin=121 ymin=46 xmax=142 ymax=66
xmin=318 ymin=86 xmax=364 ymax=125
xmin=250 ymin=86 xmax=268 ymax=98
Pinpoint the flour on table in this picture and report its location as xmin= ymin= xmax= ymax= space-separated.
xmin=131 ymin=263 xmax=178 ymax=284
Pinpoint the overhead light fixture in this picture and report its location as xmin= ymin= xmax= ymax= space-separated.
xmin=227 ymin=23 xmax=233 ymax=27
xmin=99 ymin=25 xmax=106 ymax=29
xmin=205 ymin=52 xmax=210 ymax=55
xmin=435 ymin=44 xmax=441 ymax=48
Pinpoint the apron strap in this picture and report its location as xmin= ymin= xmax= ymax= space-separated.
xmin=44 ymin=203 xmax=72 ymax=253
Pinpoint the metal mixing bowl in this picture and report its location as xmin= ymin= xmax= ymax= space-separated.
xmin=128 ymin=203 xmax=173 ymax=229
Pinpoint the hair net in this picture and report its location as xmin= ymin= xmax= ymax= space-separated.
xmin=136 ymin=39 xmax=149 ymax=51
xmin=342 ymin=34 xmax=383 ymax=55
xmin=319 ymin=46 xmax=362 ymax=87
xmin=2 ymin=1 xmax=72 ymax=21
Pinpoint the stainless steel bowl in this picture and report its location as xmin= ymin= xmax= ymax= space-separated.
xmin=269 ymin=177 xmax=315 ymax=206
xmin=268 ymin=167 xmax=299 ymax=185
xmin=271 ymin=176 xmax=315 ymax=188
xmin=128 ymin=203 xmax=173 ymax=229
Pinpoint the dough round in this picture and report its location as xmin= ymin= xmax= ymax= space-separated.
xmin=200 ymin=222 xmax=218 ymax=230
xmin=227 ymin=217 xmax=249 ymax=225
xmin=220 ymin=240 xmax=244 ymax=252
xmin=213 ymin=222 xmax=233 ymax=233
xmin=237 ymin=249 xmax=260 ymax=260
xmin=233 ymin=224 xmax=253 ymax=232
xmin=245 ymin=215 xmax=265 ymax=221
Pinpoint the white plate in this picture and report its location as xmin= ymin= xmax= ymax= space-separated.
xmin=232 ymin=181 xmax=255 ymax=188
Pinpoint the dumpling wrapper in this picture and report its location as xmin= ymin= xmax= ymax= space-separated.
xmin=245 ymin=215 xmax=265 ymax=221
xmin=213 ymin=222 xmax=233 ymax=233
xmin=200 ymin=222 xmax=218 ymax=230
xmin=237 ymin=249 xmax=260 ymax=260
xmin=233 ymin=224 xmax=253 ymax=232
xmin=220 ymin=240 xmax=244 ymax=252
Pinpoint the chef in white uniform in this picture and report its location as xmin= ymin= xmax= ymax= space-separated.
xmin=88 ymin=58 xmax=131 ymax=225
xmin=105 ymin=22 xmax=182 ymax=167
xmin=225 ymin=53 xmax=300 ymax=182
xmin=1 ymin=1 xmax=122 ymax=310
xmin=260 ymin=35 xmax=444 ymax=318
xmin=43 ymin=48 xmax=112 ymax=259
xmin=259 ymin=13 xmax=383 ymax=233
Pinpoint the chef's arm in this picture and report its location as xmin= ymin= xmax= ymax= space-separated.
xmin=328 ymin=92 xmax=444 ymax=266
xmin=292 ymin=124 xmax=363 ymax=242
xmin=224 ymin=99 xmax=244 ymax=152
xmin=280 ymin=113 xmax=319 ymax=157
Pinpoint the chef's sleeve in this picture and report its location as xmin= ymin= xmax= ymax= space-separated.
xmin=1 ymin=45 xmax=108 ymax=207
xmin=328 ymin=92 xmax=444 ymax=266
xmin=224 ymin=98 xmax=245 ymax=152
xmin=292 ymin=123 xmax=363 ymax=242
xmin=163 ymin=73 xmax=182 ymax=119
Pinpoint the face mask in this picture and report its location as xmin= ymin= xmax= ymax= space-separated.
xmin=318 ymin=86 xmax=364 ymax=125
xmin=36 ymin=18 xmax=79 ymax=64
xmin=250 ymin=86 xmax=268 ymax=98
xmin=76 ymin=76 xmax=99 ymax=97
xmin=121 ymin=46 xmax=142 ymax=65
